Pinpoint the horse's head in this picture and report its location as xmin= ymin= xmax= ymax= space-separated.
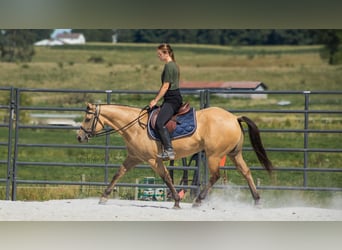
xmin=77 ymin=103 xmax=105 ymax=143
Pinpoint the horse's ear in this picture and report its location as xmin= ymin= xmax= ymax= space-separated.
xmin=85 ymin=102 xmax=91 ymax=109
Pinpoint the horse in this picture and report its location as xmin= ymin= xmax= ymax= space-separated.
xmin=77 ymin=103 xmax=273 ymax=209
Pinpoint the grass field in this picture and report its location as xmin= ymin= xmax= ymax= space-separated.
xmin=0 ymin=43 xmax=341 ymax=203
xmin=1 ymin=43 xmax=341 ymax=92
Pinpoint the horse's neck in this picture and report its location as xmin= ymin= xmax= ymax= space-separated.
xmin=100 ymin=105 xmax=143 ymax=131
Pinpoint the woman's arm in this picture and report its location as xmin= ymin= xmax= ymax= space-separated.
xmin=149 ymin=82 xmax=170 ymax=108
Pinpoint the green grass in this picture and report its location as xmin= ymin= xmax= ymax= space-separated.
xmin=0 ymin=43 xmax=341 ymax=203
xmin=1 ymin=43 xmax=341 ymax=93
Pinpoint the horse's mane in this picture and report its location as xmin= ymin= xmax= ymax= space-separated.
xmin=95 ymin=103 xmax=137 ymax=108
xmin=93 ymin=103 xmax=144 ymax=110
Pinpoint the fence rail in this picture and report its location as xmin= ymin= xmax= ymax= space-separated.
xmin=0 ymin=87 xmax=341 ymax=201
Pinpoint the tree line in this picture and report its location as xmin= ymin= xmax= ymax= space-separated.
xmin=0 ymin=29 xmax=341 ymax=64
xmin=75 ymin=29 xmax=336 ymax=46
xmin=113 ymin=29 xmax=320 ymax=45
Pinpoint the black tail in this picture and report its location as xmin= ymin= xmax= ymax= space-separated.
xmin=238 ymin=116 xmax=273 ymax=174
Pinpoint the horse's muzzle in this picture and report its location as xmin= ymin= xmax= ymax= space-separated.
xmin=77 ymin=135 xmax=84 ymax=143
xmin=77 ymin=132 xmax=89 ymax=143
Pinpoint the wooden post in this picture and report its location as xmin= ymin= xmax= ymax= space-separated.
xmin=134 ymin=178 xmax=139 ymax=200
xmin=80 ymin=174 xmax=86 ymax=194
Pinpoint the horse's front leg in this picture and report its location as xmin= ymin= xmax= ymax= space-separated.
xmin=99 ymin=156 xmax=140 ymax=204
xmin=151 ymin=159 xmax=181 ymax=209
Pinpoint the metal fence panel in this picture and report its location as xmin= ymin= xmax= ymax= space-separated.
xmin=0 ymin=87 xmax=15 ymax=200
xmin=0 ymin=88 xmax=341 ymax=200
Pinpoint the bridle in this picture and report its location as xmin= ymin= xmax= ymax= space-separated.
xmin=79 ymin=104 xmax=105 ymax=138
xmin=80 ymin=104 xmax=150 ymax=138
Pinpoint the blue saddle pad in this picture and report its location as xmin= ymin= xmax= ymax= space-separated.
xmin=148 ymin=108 xmax=197 ymax=141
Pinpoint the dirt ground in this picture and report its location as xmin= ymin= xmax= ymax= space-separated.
xmin=1 ymin=194 xmax=341 ymax=221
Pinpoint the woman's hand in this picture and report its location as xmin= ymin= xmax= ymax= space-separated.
xmin=149 ymin=82 xmax=170 ymax=109
xmin=149 ymin=99 xmax=157 ymax=109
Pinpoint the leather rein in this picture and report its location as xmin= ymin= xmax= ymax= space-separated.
xmin=80 ymin=104 xmax=149 ymax=138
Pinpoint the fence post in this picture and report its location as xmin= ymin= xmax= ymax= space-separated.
xmin=198 ymin=90 xmax=210 ymax=192
xmin=11 ymin=88 xmax=20 ymax=201
xmin=5 ymin=87 xmax=15 ymax=200
xmin=303 ymin=91 xmax=310 ymax=187
xmin=199 ymin=89 xmax=210 ymax=109
xmin=104 ymin=90 xmax=112 ymax=184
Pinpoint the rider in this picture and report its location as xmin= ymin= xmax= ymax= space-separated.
xmin=149 ymin=43 xmax=183 ymax=161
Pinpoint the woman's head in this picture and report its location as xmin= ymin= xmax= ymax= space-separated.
xmin=157 ymin=43 xmax=175 ymax=61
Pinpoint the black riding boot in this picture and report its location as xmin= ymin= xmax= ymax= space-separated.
xmin=157 ymin=126 xmax=175 ymax=161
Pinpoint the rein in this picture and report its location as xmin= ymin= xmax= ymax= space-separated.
xmin=81 ymin=104 xmax=150 ymax=138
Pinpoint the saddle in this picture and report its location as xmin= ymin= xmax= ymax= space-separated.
xmin=150 ymin=102 xmax=191 ymax=133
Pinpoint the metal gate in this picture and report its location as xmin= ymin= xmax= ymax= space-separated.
xmin=0 ymin=87 xmax=15 ymax=200
xmin=1 ymin=88 xmax=341 ymax=200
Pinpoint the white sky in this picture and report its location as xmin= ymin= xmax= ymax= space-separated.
xmin=50 ymin=29 xmax=71 ymax=38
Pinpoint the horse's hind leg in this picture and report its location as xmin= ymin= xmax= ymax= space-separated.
xmin=193 ymin=156 xmax=221 ymax=207
xmin=228 ymin=152 xmax=260 ymax=205
xmin=99 ymin=156 xmax=140 ymax=204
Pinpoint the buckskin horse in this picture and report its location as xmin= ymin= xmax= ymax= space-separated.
xmin=77 ymin=103 xmax=273 ymax=208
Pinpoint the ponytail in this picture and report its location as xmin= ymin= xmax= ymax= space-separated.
xmin=158 ymin=43 xmax=180 ymax=78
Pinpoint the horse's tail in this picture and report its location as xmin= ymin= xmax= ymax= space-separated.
xmin=238 ymin=116 xmax=273 ymax=174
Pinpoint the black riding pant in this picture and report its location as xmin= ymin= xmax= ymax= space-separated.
xmin=155 ymin=89 xmax=182 ymax=131
xmin=155 ymin=102 xmax=177 ymax=131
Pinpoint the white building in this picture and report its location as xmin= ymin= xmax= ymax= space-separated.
xmin=34 ymin=33 xmax=86 ymax=46
xmin=55 ymin=33 xmax=86 ymax=45
xmin=34 ymin=39 xmax=64 ymax=46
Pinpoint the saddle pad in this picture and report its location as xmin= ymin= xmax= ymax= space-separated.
xmin=148 ymin=108 xmax=197 ymax=141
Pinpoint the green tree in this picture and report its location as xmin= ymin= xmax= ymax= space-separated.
xmin=0 ymin=29 xmax=37 ymax=62
xmin=318 ymin=30 xmax=342 ymax=65
xmin=115 ymin=29 xmax=320 ymax=45
xmin=30 ymin=29 xmax=54 ymax=40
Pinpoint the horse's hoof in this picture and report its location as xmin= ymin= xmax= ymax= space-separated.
xmin=192 ymin=202 xmax=202 ymax=208
xmin=99 ymin=197 xmax=108 ymax=205
xmin=172 ymin=205 xmax=181 ymax=209
xmin=254 ymin=199 xmax=262 ymax=208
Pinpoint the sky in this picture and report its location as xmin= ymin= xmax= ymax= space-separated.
xmin=50 ymin=29 xmax=71 ymax=38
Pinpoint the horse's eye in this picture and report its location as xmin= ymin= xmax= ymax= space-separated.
xmin=85 ymin=118 xmax=91 ymax=122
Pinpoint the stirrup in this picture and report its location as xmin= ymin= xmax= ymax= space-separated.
xmin=157 ymin=149 xmax=175 ymax=161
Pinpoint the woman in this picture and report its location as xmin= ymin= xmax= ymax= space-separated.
xmin=149 ymin=43 xmax=183 ymax=161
